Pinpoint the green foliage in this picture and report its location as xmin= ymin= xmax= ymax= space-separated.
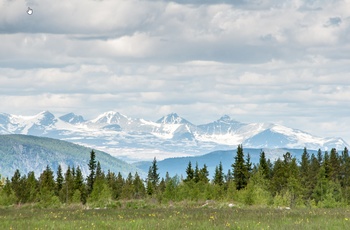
xmin=87 ymin=150 xmax=96 ymax=195
xmin=232 ymin=144 xmax=248 ymax=190
xmin=213 ymin=162 xmax=224 ymax=186
xmin=3 ymin=144 xmax=350 ymax=210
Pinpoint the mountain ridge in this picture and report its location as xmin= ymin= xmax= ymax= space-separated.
xmin=0 ymin=134 xmax=143 ymax=179
xmin=0 ymin=111 xmax=348 ymax=161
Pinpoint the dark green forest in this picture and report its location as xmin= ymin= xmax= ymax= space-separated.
xmin=1 ymin=145 xmax=350 ymax=208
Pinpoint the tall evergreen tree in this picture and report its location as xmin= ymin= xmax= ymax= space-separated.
xmin=74 ymin=166 xmax=86 ymax=204
xmin=213 ymin=162 xmax=224 ymax=186
xmin=87 ymin=150 xmax=97 ymax=195
xmin=232 ymin=144 xmax=248 ymax=190
xmin=185 ymin=161 xmax=194 ymax=182
xmin=194 ymin=162 xmax=200 ymax=183
xmin=11 ymin=169 xmax=23 ymax=204
xmin=199 ymin=164 xmax=209 ymax=183
xmin=133 ymin=172 xmax=146 ymax=199
xmin=329 ymin=148 xmax=340 ymax=182
xmin=56 ymin=165 xmax=64 ymax=196
xmin=62 ymin=166 xmax=75 ymax=203
xmin=26 ymin=171 xmax=38 ymax=203
xmin=149 ymin=157 xmax=160 ymax=188
xmin=259 ymin=151 xmax=269 ymax=179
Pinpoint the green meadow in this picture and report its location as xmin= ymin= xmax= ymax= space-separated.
xmin=1 ymin=202 xmax=350 ymax=230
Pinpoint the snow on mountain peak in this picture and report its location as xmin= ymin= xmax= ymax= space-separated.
xmin=91 ymin=111 xmax=129 ymax=124
xmin=219 ymin=115 xmax=231 ymax=122
xmin=156 ymin=113 xmax=190 ymax=125
xmin=59 ymin=113 xmax=85 ymax=124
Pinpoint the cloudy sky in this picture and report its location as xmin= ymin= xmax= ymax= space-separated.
xmin=1 ymin=0 xmax=350 ymax=143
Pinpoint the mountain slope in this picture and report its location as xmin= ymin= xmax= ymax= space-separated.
xmin=0 ymin=111 xmax=348 ymax=162
xmin=0 ymin=134 xmax=143 ymax=178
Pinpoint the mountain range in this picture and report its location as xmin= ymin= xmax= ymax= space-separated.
xmin=0 ymin=111 xmax=348 ymax=162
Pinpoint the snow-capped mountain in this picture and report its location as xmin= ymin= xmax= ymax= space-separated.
xmin=0 ymin=111 xmax=348 ymax=162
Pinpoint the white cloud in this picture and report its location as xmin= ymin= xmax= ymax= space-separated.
xmin=0 ymin=0 xmax=349 ymax=144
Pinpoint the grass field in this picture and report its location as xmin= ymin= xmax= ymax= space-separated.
xmin=1 ymin=202 xmax=350 ymax=229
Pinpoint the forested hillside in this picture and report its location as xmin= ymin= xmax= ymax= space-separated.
xmin=1 ymin=144 xmax=350 ymax=208
xmin=0 ymin=134 xmax=141 ymax=178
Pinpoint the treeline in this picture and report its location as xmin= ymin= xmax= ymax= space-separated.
xmin=1 ymin=145 xmax=350 ymax=208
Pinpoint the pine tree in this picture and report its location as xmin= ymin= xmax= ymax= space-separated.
xmin=87 ymin=150 xmax=97 ymax=195
xmin=194 ymin=162 xmax=200 ymax=183
xmin=185 ymin=161 xmax=194 ymax=182
xmin=121 ymin=173 xmax=134 ymax=199
xmin=56 ymin=165 xmax=64 ymax=196
xmin=26 ymin=171 xmax=38 ymax=203
xmin=133 ymin=172 xmax=146 ymax=199
xmin=11 ymin=169 xmax=23 ymax=204
xmin=38 ymin=165 xmax=57 ymax=206
xmin=270 ymin=158 xmax=288 ymax=195
xmin=199 ymin=164 xmax=209 ymax=183
xmin=62 ymin=166 xmax=75 ymax=203
xmin=329 ymin=148 xmax=340 ymax=182
xmin=232 ymin=144 xmax=248 ymax=190
xmin=259 ymin=151 xmax=269 ymax=179
xmin=245 ymin=153 xmax=252 ymax=181
xmin=149 ymin=157 xmax=160 ymax=188
xmin=213 ymin=162 xmax=224 ymax=186
xmin=74 ymin=166 xmax=86 ymax=204
xmin=323 ymin=151 xmax=330 ymax=178
xmin=300 ymin=147 xmax=310 ymax=199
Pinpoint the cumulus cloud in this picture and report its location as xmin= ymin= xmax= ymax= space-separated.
xmin=0 ymin=0 xmax=349 ymax=143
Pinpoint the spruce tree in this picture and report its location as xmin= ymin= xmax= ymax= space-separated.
xmin=133 ymin=172 xmax=146 ymax=199
xmin=185 ymin=161 xmax=194 ymax=182
xmin=213 ymin=162 xmax=224 ymax=186
xmin=74 ymin=166 xmax=86 ymax=204
xmin=26 ymin=171 xmax=38 ymax=203
xmin=199 ymin=164 xmax=209 ymax=183
xmin=232 ymin=144 xmax=248 ymax=190
xmin=194 ymin=162 xmax=200 ymax=183
xmin=56 ymin=165 xmax=64 ymax=196
xmin=259 ymin=151 xmax=269 ymax=179
xmin=329 ymin=148 xmax=340 ymax=181
xmin=87 ymin=150 xmax=97 ymax=195
xmin=149 ymin=157 xmax=160 ymax=188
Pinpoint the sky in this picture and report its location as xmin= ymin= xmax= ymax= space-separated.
xmin=1 ymin=0 xmax=350 ymax=143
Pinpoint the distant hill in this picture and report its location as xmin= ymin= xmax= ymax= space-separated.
xmin=0 ymin=134 xmax=144 ymax=179
xmin=134 ymin=148 xmax=319 ymax=179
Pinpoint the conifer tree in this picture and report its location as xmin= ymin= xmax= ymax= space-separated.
xmin=199 ymin=164 xmax=209 ymax=183
xmin=232 ymin=144 xmax=248 ymax=190
xmin=270 ymin=158 xmax=287 ymax=195
xmin=246 ymin=153 xmax=252 ymax=180
xmin=121 ymin=173 xmax=134 ymax=199
xmin=194 ymin=162 xmax=200 ymax=183
xmin=213 ymin=162 xmax=224 ymax=186
xmin=185 ymin=161 xmax=194 ymax=182
xmin=329 ymin=148 xmax=340 ymax=181
xmin=38 ymin=165 xmax=57 ymax=205
xmin=259 ymin=151 xmax=269 ymax=179
xmin=62 ymin=166 xmax=75 ymax=203
xmin=300 ymin=147 xmax=310 ymax=179
xmin=133 ymin=172 xmax=146 ymax=199
xmin=26 ymin=171 xmax=38 ymax=203
xmin=323 ymin=151 xmax=330 ymax=178
xmin=74 ymin=166 xmax=86 ymax=204
xmin=317 ymin=149 xmax=323 ymax=165
xmin=149 ymin=157 xmax=160 ymax=188
xmin=56 ymin=165 xmax=63 ymax=196
xmin=11 ymin=169 xmax=23 ymax=204
xmin=87 ymin=150 xmax=97 ymax=195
